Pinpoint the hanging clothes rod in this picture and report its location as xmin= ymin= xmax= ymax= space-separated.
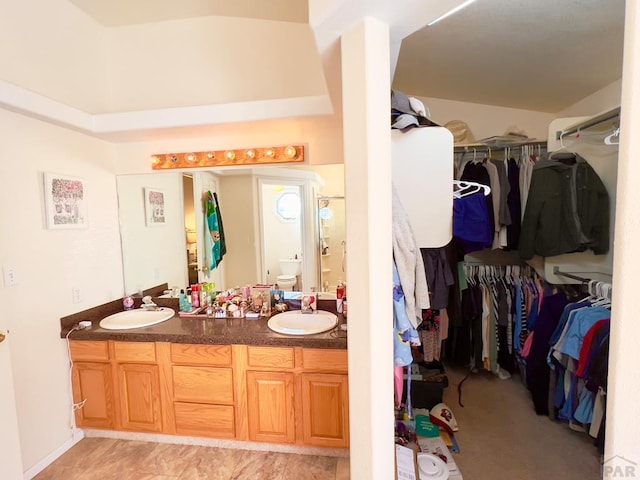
xmin=552 ymin=266 xmax=613 ymax=283
xmin=454 ymin=140 xmax=547 ymax=154
xmin=556 ymin=107 xmax=621 ymax=140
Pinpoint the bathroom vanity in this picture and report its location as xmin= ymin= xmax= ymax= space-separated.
xmin=61 ymin=294 xmax=349 ymax=449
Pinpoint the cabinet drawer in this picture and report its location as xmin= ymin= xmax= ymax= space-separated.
xmin=171 ymin=344 xmax=231 ymax=366
xmin=70 ymin=341 xmax=109 ymax=361
xmin=247 ymin=346 xmax=294 ymax=369
xmin=302 ymin=349 xmax=348 ymax=373
xmin=114 ymin=342 xmax=156 ymax=362
xmin=172 ymin=366 xmax=234 ymax=404
xmin=174 ymin=402 xmax=235 ymax=438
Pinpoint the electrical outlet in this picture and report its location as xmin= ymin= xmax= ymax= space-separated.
xmin=72 ymin=287 xmax=82 ymax=303
xmin=2 ymin=266 xmax=18 ymax=286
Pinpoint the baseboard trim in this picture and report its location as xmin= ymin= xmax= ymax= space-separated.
xmin=83 ymin=429 xmax=349 ymax=458
xmin=23 ymin=429 xmax=85 ymax=480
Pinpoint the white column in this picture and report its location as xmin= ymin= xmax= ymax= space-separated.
xmin=342 ymin=17 xmax=394 ymax=480
xmin=605 ymin=1 xmax=640 ymax=475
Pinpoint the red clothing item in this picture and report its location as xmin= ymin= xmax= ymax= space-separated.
xmin=576 ymin=319 xmax=610 ymax=377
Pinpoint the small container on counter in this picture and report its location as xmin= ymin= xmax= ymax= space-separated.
xmin=123 ymin=294 xmax=134 ymax=310
xmin=191 ymin=284 xmax=200 ymax=308
xmin=336 ymin=282 xmax=346 ymax=313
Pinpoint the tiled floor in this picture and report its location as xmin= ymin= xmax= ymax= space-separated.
xmin=34 ymin=438 xmax=351 ymax=480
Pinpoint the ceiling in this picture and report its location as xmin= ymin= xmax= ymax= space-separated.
xmin=69 ymin=0 xmax=625 ymax=114
xmin=69 ymin=0 xmax=308 ymax=26
xmin=392 ymin=0 xmax=625 ymax=112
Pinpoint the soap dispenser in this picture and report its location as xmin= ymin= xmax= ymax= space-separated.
xmin=179 ymin=289 xmax=190 ymax=312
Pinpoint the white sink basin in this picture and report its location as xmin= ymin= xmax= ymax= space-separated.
xmin=99 ymin=307 xmax=175 ymax=330
xmin=267 ymin=310 xmax=338 ymax=335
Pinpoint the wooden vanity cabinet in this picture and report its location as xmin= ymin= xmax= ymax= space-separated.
xmin=300 ymin=349 xmax=349 ymax=448
xmin=113 ymin=341 xmax=163 ymax=433
xmin=301 ymin=373 xmax=349 ymax=447
xmin=70 ymin=341 xmax=115 ymax=429
xmin=243 ymin=346 xmax=349 ymax=448
xmin=245 ymin=346 xmax=296 ymax=444
xmin=169 ymin=344 xmax=236 ymax=439
xmin=69 ymin=340 xmax=348 ymax=448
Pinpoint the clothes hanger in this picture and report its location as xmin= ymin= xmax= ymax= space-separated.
xmin=453 ymin=180 xmax=491 ymax=197
xmin=604 ymin=127 xmax=620 ymax=145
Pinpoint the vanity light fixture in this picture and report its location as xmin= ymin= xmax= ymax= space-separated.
xmin=150 ymin=145 xmax=304 ymax=170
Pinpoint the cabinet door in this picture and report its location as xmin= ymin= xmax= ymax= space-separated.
xmin=246 ymin=371 xmax=295 ymax=443
xmin=117 ymin=363 xmax=162 ymax=432
xmin=301 ymin=373 xmax=349 ymax=448
xmin=72 ymin=362 xmax=114 ymax=429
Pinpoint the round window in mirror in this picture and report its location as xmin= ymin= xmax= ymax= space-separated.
xmin=276 ymin=191 xmax=301 ymax=221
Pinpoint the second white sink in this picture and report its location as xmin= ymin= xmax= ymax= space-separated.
xmin=99 ymin=307 xmax=175 ymax=330
xmin=267 ymin=310 xmax=338 ymax=335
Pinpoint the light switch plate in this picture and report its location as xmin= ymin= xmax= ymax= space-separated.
xmin=72 ymin=287 xmax=82 ymax=303
xmin=2 ymin=266 xmax=18 ymax=286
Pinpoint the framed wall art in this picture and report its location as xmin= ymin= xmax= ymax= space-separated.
xmin=144 ymin=187 xmax=166 ymax=226
xmin=43 ymin=172 xmax=87 ymax=229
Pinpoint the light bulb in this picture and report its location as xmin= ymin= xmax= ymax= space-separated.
xmin=284 ymin=146 xmax=297 ymax=158
xmin=265 ymin=148 xmax=276 ymax=158
xmin=207 ymin=152 xmax=215 ymax=159
xmin=151 ymin=156 xmax=160 ymax=165
xmin=246 ymin=149 xmax=256 ymax=159
xmin=186 ymin=154 xmax=196 ymax=162
xmin=225 ymin=151 xmax=236 ymax=161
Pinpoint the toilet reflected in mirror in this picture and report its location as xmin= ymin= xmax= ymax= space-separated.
xmin=277 ymin=258 xmax=302 ymax=290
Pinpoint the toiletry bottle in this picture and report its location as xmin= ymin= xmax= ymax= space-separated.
xmin=191 ymin=284 xmax=200 ymax=308
xmin=336 ymin=281 xmax=345 ymax=313
xmin=342 ymin=296 xmax=347 ymax=319
xmin=179 ymin=289 xmax=190 ymax=312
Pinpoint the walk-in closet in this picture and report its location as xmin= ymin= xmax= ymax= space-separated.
xmin=390 ymin=1 xmax=623 ymax=478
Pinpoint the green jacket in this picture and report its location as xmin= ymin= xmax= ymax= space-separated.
xmin=519 ymin=153 xmax=609 ymax=260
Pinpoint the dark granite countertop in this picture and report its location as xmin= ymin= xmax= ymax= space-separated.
xmin=60 ymin=286 xmax=347 ymax=350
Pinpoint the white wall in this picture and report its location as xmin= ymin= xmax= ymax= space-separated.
xmin=107 ymin=16 xmax=328 ymax=112
xmin=309 ymin=163 xmax=345 ymax=196
xmin=556 ymin=79 xmax=622 ymax=118
xmin=342 ymin=18 xmax=394 ymax=480
xmin=415 ymin=95 xmax=555 ymax=142
xmin=0 ymin=109 xmax=122 ymax=473
xmin=606 ymin=2 xmax=640 ymax=473
xmin=0 ymin=0 xmax=110 ymax=114
xmin=117 ymin=173 xmax=187 ymax=294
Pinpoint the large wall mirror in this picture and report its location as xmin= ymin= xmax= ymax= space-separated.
xmin=116 ymin=164 xmax=345 ymax=296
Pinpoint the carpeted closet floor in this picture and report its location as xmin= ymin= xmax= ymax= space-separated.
xmin=442 ymin=364 xmax=602 ymax=479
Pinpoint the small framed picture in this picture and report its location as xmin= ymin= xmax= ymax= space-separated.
xmin=144 ymin=188 xmax=166 ymax=226
xmin=43 ymin=172 xmax=88 ymax=229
